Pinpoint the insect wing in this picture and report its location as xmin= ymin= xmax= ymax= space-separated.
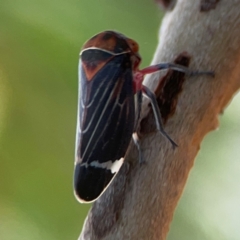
xmin=74 ymin=53 xmax=135 ymax=203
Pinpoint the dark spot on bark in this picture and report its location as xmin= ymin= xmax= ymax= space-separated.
xmin=156 ymin=52 xmax=190 ymax=123
xmin=200 ymin=0 xmax=220 ymax=12
xmin=155 ymin=0 xmax=176 ymax=10
xmin=140 ymin=52 xmax=191 ymax=135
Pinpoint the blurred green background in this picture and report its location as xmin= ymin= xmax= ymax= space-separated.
xmin=0 ymin=0 xmax=239 ymax=239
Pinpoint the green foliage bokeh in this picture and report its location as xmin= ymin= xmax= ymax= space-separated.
xmin=0 ymin=1 xmax=240 ymax=240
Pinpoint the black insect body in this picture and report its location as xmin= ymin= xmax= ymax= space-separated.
xmin=74 ymin=31 xmax=213 ymax=203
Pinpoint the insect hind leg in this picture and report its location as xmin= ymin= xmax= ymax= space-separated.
xmin=141 ymin=85 xmax=178 ymax=149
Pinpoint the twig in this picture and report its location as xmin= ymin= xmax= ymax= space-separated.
xmin=79 ymin=1 xmax=240 ymax=239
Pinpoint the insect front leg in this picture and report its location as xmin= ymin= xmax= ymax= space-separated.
xmin=140 ymin=63 xmax=214 ymax=77
xmin=141 ymin=85 xmax=178 ymax=149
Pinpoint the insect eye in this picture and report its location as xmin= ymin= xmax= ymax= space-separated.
xmin=127 ymin=39 xmax=139 ymax=53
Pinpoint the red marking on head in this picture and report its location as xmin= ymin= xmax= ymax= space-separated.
xmin=83 ymin=31 xmax=130 ymax=54
xmin=81 ymin=48 xmax=115 ymax=81
xmin=82 ymin=61 xmax=110 ymax=81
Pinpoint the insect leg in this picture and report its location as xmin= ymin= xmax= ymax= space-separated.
xmin=132 ymin=91 xmax=143 ymax=163
xmin=132 ymin=132 xmax=143 ymax=163
xmin=134 ymin=91 xmax=142 ymax=130
xmin=141 ymin=85 xmax=178 ymax=149
xmin=140 ymin=63 xmax=214 ymax=77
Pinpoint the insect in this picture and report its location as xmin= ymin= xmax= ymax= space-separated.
xmin=74 ymin=30 xmax=213 ymax=203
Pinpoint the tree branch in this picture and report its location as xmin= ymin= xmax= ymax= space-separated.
xmin=79 ymin=1 xmax=240 ymax=239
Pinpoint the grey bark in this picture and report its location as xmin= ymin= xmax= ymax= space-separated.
xmin=79 ymin=0 xmax=240 ymax=239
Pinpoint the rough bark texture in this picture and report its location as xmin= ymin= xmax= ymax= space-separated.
xmin=79 ymin=0 xmax=240 ymax=239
